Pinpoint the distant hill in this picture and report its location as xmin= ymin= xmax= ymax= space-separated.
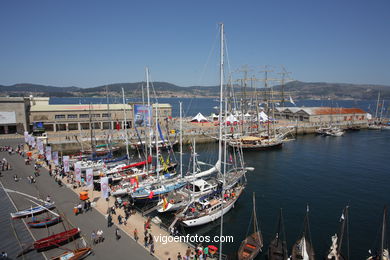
xmin=0 ymin=81 xmax=389 ymax=100
xmin=274 ymin=81 xmax=390 ymax=100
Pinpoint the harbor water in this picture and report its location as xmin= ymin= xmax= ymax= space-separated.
xmin=186 ymin=129 xmax=390 ymax=259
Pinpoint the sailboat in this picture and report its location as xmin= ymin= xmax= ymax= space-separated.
xmin=291 ymin=206 xmax=315 ymax=260
xmin=367 ymin=206 xmax=389 ymax=260
xmin=326 ymin=206 xmax=349 ymax=260
xmin=237 ymin=192 xmax=263 ymax=260
xmin=268 ymin=208 xmax=288 ymax=260
xmin=176 ymin=23 xmax=248 ymax=228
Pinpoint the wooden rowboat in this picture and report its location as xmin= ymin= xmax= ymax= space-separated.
xmin=34 ymin=228 xmax=80 ymax=251
xmin=51 ymin=247 xmax=92 ymax=260
xmin=11 ymin=203 xmax=55 ymax=219
xmin=27 ymin=216 xmax=62 ymax=228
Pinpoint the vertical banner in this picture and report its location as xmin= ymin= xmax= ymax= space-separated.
xmin=28 ymin=135 xmax=33 ymax=146
xmin=63 ymin=156 xmax=70 ymax=172
xmin=45 ymin=146 xmax=52 ymax=161
xmin=86 ymin=168 xmax=93 ymax=189
xmin=134 ymin=104 xmax=151 ymax=127
xmin=52 ymin=151 xmax=59 ymax=166
xmin=24 ymin=132 xmax=29 ymax=142
xmin=37 ymin=139 xmax=44 ymax=155
xmin=74 ymin=161 xmax=81 ymax=182
xmin=100 ymin=177 xmax=109 ymax=199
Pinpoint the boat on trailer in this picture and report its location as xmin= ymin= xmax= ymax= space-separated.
xmin=33 ymin=227 xmax=80 ymax=251
xmin=11 ymin=203 xmax=55 ymax=219
xmin=27 ymin=216 xmax=62 ymax=228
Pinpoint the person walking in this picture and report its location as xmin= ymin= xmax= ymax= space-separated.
xmin=133 ymin=228 xmax=138 ymax=242
xmin=115 ymin=228 xmax=121 ymax=240
xmin=91 ymin=231 xmax=97 ymax=245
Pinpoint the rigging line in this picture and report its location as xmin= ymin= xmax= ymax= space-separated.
xmin=197 ymin=25 xmax=219 ymax=86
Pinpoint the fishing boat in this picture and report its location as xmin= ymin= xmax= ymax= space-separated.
xmin=268 ymin=209 xmax=288 ymax=260
xmin=326 ymin=206 xmax=349 ymax=260
xmin=11 ymin=203 xmax=55 ymax=219
xmin=323 ymin=127 xmax=344 ymax=137
xmin=51 ymin=247 xmax=92 ymax=260
xmin=27 ymin=216 xmax=62 ymax=228
xmin=33 ymin=227 xmax=80 ymax=251
xmin=237 ymin=192 xmax=263 ymax=260
xmin=291 ymin=207 xmax=315 ymax=260
xmin=367 ymin=206 xmax=389 ymax=260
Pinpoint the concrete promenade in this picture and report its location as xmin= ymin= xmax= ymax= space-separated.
xmin=0 ymin=138 xmax=155 ymax=260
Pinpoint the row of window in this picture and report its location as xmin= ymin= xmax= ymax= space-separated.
xmin=55 ymin=113 xmax=111 ymax=119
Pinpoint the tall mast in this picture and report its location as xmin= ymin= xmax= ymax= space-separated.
xmin=381 ymin=206 xmax=387 ymax=257
xmin=122 ymin=88 xmax=130 ymax=161
xmin=375 ymin=92 xmax=381 ymax=120
xmin=179 ymin=102 xmax=183 ymax=178
xmin=219 ymin=22 xmax=225 ymax=260
xmin=106 ymin=86 xmax=112 ymax=153
xmin=146 ymin=67 xmax=153 ymax=163
xmin=155 ymin=104 xmax=159 ymax=179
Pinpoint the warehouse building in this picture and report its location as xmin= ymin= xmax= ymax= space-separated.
xmin=0 ymin=97 xmax=30 ymax=134
xmin=274 ymin=107 xmax=367 ymax=123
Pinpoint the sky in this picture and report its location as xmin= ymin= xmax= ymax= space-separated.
xmin=0 ymin=0 xmax=390 ymax=88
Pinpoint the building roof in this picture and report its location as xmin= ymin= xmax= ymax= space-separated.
xmin=30 ymin=104 xmax=132 ymax=112
xmin=276 ymin=107 xmax=366 ymax=115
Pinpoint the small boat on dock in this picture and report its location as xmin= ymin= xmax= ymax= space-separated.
xmin=27 ymin=216 xmax=62 ymax=228
xmin=228 ymin=136 xmax=283 ymax=150
xmin=326 ymin=206 xmax=349 ymax=260
xmin=291 ymin=206 xmax=315 ymax=260
xmin=367 ymin=206 xmax=389 ymax=260
xmin=237 ymin=192 xmax=263 ymax=260
xmin=11 ymin=203 xmax=55 ymax=219
xmin=33 ymin=227 xmax=80 ymax=251
xmin=268 ymin=209 xmax=288 ymax=260
xmin=51 ymin=247 xmax=92 ymax=260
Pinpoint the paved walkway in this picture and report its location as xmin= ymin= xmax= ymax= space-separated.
xmin=0 ymin=138 xmax=155 ymax=260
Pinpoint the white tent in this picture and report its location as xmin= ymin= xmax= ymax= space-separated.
xmin=225 ymin=114 xmax=238 ymax=123
xmin=191 ymin=113 xmax=209 ymax=122
xmin=259 ymin=111 xmax=269 ymax=122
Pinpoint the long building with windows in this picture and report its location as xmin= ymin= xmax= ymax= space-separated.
xmin=29 ymin=97 xmax=172 ymax=132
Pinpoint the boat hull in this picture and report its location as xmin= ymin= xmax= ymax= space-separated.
xmin=11 ymin=203 xmax=56 ymax=219
xmin=28 ymin=216 xmax=62 ymax=228
xmin=34 ymin=228 xmax=80 ymax=251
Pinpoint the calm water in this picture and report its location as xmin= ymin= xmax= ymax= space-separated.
xmin=51 ymin=97 xmax=390 ymax=258
xmin=186 ymin=130 xmax=390 ymax=259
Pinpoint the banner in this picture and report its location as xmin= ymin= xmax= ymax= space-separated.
xmin=45 ymin=146 xmax=52 ymax=161
xmin=63 ymin=156 xmax=70 ymax=172
xmin=74 ymin=161 xmax=81 ymax=182
xmin=134 ymin=104 xmax=151 ymax=127
xmin=52 ymin=151 xmax=59 ymax=165
xmin=100 ymin=177 xmax=109 ymax=199
xmin=86 ymin=168 xmax=94 ymax=189
xmin=37 ymin=139 xmax=44 ymax=155
xmin=24 ymin=132 xmax=29 ymax=142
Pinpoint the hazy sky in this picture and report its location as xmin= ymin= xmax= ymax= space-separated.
xmin=1 ymin=0 xmax=389 ymax=88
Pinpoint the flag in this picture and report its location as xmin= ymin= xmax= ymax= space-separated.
xmin=45 ymin=146 xmax=52 ymax=161
xmin=37 ymin=139 xmax=44 ymax=155
xmin=289 ymin=96 xmax=296 ymax=106
xmin=63 ymin=156 xmax=70 ymax=172
xmin=229 ymin=154 xmax=233 ymax=163
xmin=116 ymin=121 xmax=120 ymax=131
xmin=74 ymin=162 xmax=81 ymax=182
xmin=52 ymin=151 xmax=59 ymax=165
xmin=101 ymin=177 xmax=109 ymax=199
xmin=130 ymin=178 xmax=135 ymax=185
xmin=148 ymin=191 xmax=154 ymax=199
xmin=24 ymin=132 xmax=29 ymax=143
xmin=136 ymin=176 xmax=139 ymax=188
xmin=86 ymin=168 xmax=93 ymax=189
xmin=163 ymin=197 xmax=168 ymax=210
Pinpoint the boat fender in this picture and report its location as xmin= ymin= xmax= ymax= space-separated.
xmin=170 ymin=199 xmax=175 ymax=204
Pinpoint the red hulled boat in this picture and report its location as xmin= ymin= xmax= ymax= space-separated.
xmin=33 ymin=228 xmax=80 ymax=251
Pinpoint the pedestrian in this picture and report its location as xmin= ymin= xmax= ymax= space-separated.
xmin=98 ymin=229 xmax=104 ymax=242
xmin=107 ymin=214 xmax=112 ymax=227
xmin=91 ymin=231 xmax=96 ymax=245
xmin=13 ymin=174 xmax=18 ymax=182
xmin=186 ymin=247 xmax=191 ymax=259
xmin=133 ymin=228 xmax=138 ymax=242
xmin=87 ymin=200 xmax=91 ymax=211
xmin=177 ymin=252 xmax=182 ymax=260
xmin=73 ymin=206 xmax=78 ymax=216
xmin=77 ymin=203 xmax=83 ymax=214
xmin=150 ymin=239 xmax=155 ymax=255
xmin=117 ymin=214 xmax=122 ymax=225
xmin=1 ymin=251 xmax=8 ymax=258
xmin=46 ymin=195 xmax=51 ymax=203
xmin=115 ymin=228 xmax=121 ymax=240
xmin=144 ymin=234 xmax=148 ymax=247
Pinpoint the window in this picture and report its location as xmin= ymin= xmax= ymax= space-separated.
xmin=102 ymin=113 xmax=111 ymax=118
xmin=67 ymin=114 xmax=78 ymax=119
xmin=79 ymin=114 xmax=89 ymax=118
xmin=55 ymin=115 xmax=65 ymax=119
xmin=92 ymin=114 xmax=101 ymax=118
